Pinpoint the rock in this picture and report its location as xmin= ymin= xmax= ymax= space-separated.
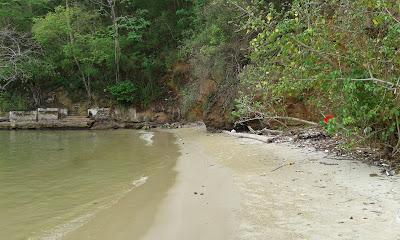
xmin=125 ymin=122 xmax=146 ymax=129
xmin=88 ymin=108 xmax=111 ymax=121
xmin=0 ymin=116 xmax=9 ymax=122
xmin=385 ymin=169 xmax=396 ymax=176
xmin=112 ymin=107 xmax=138 ymax=122
xmin=152 ymin=112 xmax=169 ymax=124
xmin=296 ymin=129 xmax=327 ymax=140
xmin=90 ymin=121 xmax=124 ymax=130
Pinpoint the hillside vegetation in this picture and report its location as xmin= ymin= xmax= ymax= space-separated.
xmin=1 ymin=0 xmax=400 ymax=160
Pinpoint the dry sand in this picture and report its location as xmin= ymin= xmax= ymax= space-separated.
xmin=141 ymin=127 xmax=400 ymax=240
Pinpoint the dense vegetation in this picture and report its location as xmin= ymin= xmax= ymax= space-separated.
xmin=1 ymin=0 xmax=400 ymax=158
xmin=0 ymin=0 xmax=191 ymax=109
xmin=233 ymin=0 xmax=400 ymax=156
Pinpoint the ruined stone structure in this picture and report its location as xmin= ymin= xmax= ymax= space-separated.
xmin=88 ymin=108 xmax=111 ymax=121
xmin=9 ymin=111 xmax=38 ymax=122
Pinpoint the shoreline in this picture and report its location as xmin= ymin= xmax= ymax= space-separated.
xmin=142 ymin=127 xmax=400 ymax=239
xmin=2 ymin=126 xmax=400 ymax=239
xmin=139 ymin=127 xmax=240 ymax=240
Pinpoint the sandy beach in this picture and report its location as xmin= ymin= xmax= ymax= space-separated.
xmin=141 ymin=127 xmax=400 ymax=240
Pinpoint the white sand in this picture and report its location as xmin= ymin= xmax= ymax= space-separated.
xmin=142 ymin=127 xmax=400 ymax=240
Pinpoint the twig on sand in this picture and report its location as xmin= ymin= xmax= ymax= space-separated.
xmin=271 ymin=162 xmax=295 ymax=172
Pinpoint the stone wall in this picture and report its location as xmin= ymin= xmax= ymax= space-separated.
xmin=88 ymin=108 xmax=111 ymax=121
xmin=112 ymin=107 xmax=138 ymax=122
xmin=59 ymin=108 xmax=68 ymax=118
xmin=9 ymin=111 xmax=38 ymax=122
xmin=9 ymin=108 xmax=69 ymax=122
xmin=38 ymin=108 xmax=59 ymax=121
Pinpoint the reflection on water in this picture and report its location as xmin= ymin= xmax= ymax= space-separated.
xmin=0 ymin=130 xmax=178 ymax=240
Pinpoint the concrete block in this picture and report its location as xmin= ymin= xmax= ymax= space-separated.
xmin=88 ymin=108 xmax=111 ymax=121
xmin=38 ymin=108 xmax=59 ymax=121
xmin=59 ymin=108 xmax=68 ymax=118
xmin=9 ymin=111 xmax=38 ymax=122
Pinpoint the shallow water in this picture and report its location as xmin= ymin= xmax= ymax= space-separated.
xmin=0 ymin=130 xmax=179 ymax=240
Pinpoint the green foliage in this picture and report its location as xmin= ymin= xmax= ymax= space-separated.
xmin=108 ymin=81 xmax=137 ymax=105
xmin=4 ymin=0 xmax=400 ymax=154
xmin=0 ymin=92 xmax=28 ymax=113
xmin=0 ymin=0 xmax=50 ymax=30
xmin=116 ymin=10 xmax=150 ymax=41
xmin=179 ymin=0 xmax=246 ymax=115
xmin=321 ymin=118 xmax=338 ymax=136
xmin=235 ymin=0 xmax=400 ymax=149
xmin=2 ymin=0 xmax=194 ymax=107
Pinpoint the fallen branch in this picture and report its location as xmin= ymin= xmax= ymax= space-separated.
xmin=235 ymin=116 xmax=318 ymax=126
xmin=247 ymin=125 xmax=282 ymax=135
xmin=223 ymin=130 xmax=274 ymax=143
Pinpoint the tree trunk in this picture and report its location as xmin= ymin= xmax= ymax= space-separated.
xmin=65 ymin=0 xmax=92 ymax=101
xmin=110 ymin=0 xmax=120 ymax=83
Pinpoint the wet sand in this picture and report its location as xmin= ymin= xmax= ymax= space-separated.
xmin=142 ymin=127 xmax=400 ymax=240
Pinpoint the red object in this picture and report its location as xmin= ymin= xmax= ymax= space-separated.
xmin=324 ymin=114 xmax=335 ymax=123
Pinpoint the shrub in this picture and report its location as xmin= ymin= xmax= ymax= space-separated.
xmin=108 ymin=81 xmax=137 ymax=105
xmin=0 ymin=92 xmax=28 ymax=113
xmin=235 ymin=0 xmax=400 ymax=151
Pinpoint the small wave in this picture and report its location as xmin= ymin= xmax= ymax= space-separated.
xmin=139 ymin=131 xmax=154 ymax=146
xmin=32 ymin=212 xmax=95 ymax=240
xmin=32 ymin=176 xmax=149 ymax=240
xmin=132 ymin=176 xmax=148 ymax=188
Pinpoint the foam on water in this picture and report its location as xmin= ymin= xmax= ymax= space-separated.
xmin=139 ymin=131 xmax=154 ymax=146
xmin=31 ymin=176 xmax=149 ymax=240
xmin=132 ymin=176 xmax=149 ymax=187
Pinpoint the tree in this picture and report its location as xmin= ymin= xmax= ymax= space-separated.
xmin=33 ymin=5 xmax=110 ymax=100
xmin=89 ymin=0 xmax=121 ymax=83
xmin=0 ymin=28 xmax=38 ymax=91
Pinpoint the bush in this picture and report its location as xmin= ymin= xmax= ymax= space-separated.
xmin=108 ymin=81 xmax=137 ymax=105
xmin=234 ymin=0 xmax=400 ymax=150
xmin=0 ymin=92 xmax=28 ymax=113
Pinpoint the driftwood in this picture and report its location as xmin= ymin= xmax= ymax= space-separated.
xmin=223 ymin=131 xmax=274 ymax=143
xmin=235 ymin=116 xmax=318 ymax=127
xmin=247 ymin=126 xmax=282 ymax=136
